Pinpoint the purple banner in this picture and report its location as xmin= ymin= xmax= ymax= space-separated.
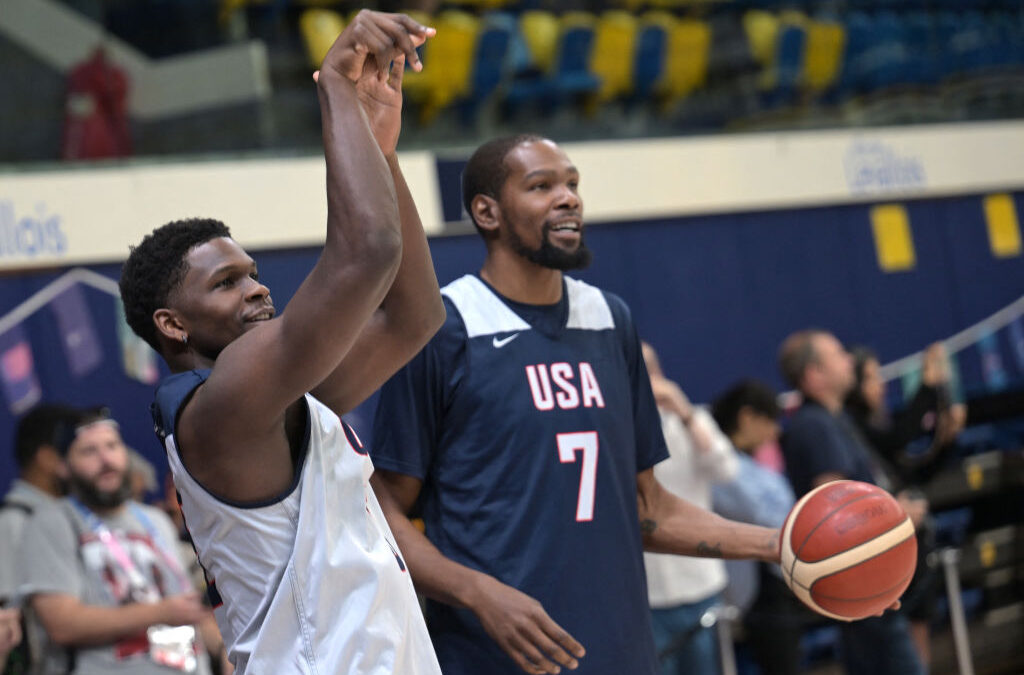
xmin=50 ymin=284 xmax=103 ymax=377
xmin=0 ymin=325 xmax=41 ymax=414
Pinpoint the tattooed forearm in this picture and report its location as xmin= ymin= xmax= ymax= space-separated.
xmin=696 ymin=541 xmax=722 ymax=557
xmin=640 ymin=519 xmax=657 ymax=536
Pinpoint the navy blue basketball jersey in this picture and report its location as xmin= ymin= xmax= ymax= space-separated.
xmin=372 ymin=274 xmax=668 ymax=675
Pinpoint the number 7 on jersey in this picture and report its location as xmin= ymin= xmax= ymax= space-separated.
xmin=557 ymin=431 xmax=599 ymax=521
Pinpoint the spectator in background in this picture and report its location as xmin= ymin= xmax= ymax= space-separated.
xmin=17 ymin=406 xmax=214 ymax=675
xmin=778 ymin=330 xmax=925 ymax=675
xmin=641 ymin=342 xmax=738 ymax=675
xmin=1 ymin=404 xmax=76 ymax=592
xmin=846 ymin=343 xmax=966 ymax=490
xmin=0 ymin=606 xmax=22 ymax=668
xmin=1 ymin=403 xmax=78 ymax=674
xmin=126 ymin=448 xmax=158 ymax=505
xmin=711 ymin=380 xmax=803 ymax=675
xmin=845 ymin=343 xmax=966 ymax=670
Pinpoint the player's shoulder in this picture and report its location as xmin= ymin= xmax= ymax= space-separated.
xmin=564 ymin=276 xmax=633 ymax=331
xmin=787 ymin=402 xmax=841 ymax=440
xmin=153 ymin=369 xmax=211 ymax=440
xmin=440 ymin=275 xmax=528 ymax=340
xmin=27 ymin=499 xmax=76 ymax=539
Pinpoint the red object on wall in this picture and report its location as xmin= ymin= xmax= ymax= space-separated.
xmin=61 ymin=48 xmax=132 ymax=160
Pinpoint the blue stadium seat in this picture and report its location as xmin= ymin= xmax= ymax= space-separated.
xmin=632 ymin=20 xmax=667 ymax=102
xmin=774 ymin=22 xmax=806 ymax=101
xmin=836 ymin=11 xmax=874 ymax=96
xmin=458 ymin=21 xmax=513 ymax=124
xmin=504 ymin=15 xmax=600 ymax=114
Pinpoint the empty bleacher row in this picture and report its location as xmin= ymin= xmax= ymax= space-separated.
xmin=296 ymin=4 xmax=1024 ymax=131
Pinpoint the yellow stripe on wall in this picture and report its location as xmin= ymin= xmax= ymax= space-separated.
xmin=870 ymin=204 xmax=916 ymax=272
xmin=983 ymin=193 xmax=1022 ymax=258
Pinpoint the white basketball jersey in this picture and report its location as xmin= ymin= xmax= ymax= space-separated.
xmin=159 ymin=383 xmax=440 ymax=675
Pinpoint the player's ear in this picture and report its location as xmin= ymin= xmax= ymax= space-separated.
xmin=153 ymin=309 xmax=187 ymax=345
xmin=471 ymin=194 xmax=500 ymax=235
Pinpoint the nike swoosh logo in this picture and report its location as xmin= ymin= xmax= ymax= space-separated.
xmin=492 ymin=333 xmax=520 ymax=348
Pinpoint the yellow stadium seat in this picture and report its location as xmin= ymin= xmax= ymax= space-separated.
xmin=589 ymin=11 xmax=638 ymax=105
xmin=743 ymin=9 xmax=780 ymax=68
xmin=520 ymin=10 xmax=560 ymax=72
xmin=299 ymin=9 xmax=346 ymax=69
xmin=645 ymin=11 xmax=710 ymax=110
xmin=402 ymin=10 xmax=479 ymax=124
xmin=802 ymin=19 xmax=845 ymax=92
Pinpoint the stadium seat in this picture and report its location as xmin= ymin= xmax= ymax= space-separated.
xmin=743 ymin=9 xmax=780 ymax=69
xmin=299 ymin=8 xmax=345 ymax=69
xmin=458 ymin=18 xmax=513 ymax=124
xmin=588 ymin=11 xmax=639 ymax=109
xmin=802 ymin=18 xmax=845 ymax=94
xmin=645 ymin=11 xmax=711 ymax=112
xmin=504 ymin=12 xmax=600 ymax=114
xmin=552 ymin=13 xmax=602 ymax=97
xmin=402 ymin=10 xmax=479 ymax=124
xmin=836 ymin=11 xmax=876 ymax=95
xmin=769 ymin=15 xmax=807 ymax=101
xmin=519 ymin=10 xmax=560 ymax=73
xmin=632 ymin=17 xmax=668 ymax=102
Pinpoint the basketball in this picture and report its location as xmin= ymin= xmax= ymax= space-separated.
xmin=779 ymin=480 xmax=918 ymax=622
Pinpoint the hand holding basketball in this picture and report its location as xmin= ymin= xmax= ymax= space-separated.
xmin=779 ymin=480 xmax=917 ymax=621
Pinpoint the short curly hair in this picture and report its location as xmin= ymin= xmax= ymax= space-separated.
xmin=462 ymin=133 xmax=546 ymax=233
xmin=120 ymin=218 xmax=231 ymax=353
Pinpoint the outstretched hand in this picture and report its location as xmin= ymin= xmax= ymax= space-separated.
xmin=354 ymin=52 xmax=406 ymax=156
xmin=468 ymin=575 xmax=585 ymax=674
xmin=316 ymin=11 xmax=433 ymax=86
xmin=313 ymin=11 xmax=433 ymax=154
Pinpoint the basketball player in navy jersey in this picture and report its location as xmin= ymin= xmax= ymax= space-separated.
xmin=118 ymin=11 xmax=445 ymax=673
xmin=370 ymin=135 xmax=782 ymax=675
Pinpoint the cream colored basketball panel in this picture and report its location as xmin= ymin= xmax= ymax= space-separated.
xmin=779 ymin=481 xmax=835 ymax=585
xmin=792 ymin=516 xmax=915 ymax=583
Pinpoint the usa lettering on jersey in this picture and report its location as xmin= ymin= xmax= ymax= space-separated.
xmin=525 ymin=362 xmax=606 ymax=411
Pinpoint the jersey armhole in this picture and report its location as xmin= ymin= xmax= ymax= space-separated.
xmin=173 ymin=384 xmax=313 ymax=510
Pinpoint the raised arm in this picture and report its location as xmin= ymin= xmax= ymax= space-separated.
xmin=177 ymin=12 xmax=433 ymax=499
xmin=311 ymin=58 xmax=445 ymax=413
xmin=636 ymin=468 xmax=780 ymax=562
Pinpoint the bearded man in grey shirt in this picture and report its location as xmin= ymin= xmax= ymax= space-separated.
xmin=17 ymin=407 xmax=214 ymax=675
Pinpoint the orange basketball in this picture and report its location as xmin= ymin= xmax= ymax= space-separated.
xmin=779 ymin=480 xmax=917 ymax=621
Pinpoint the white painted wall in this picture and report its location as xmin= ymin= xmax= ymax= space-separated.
xmin=0 ymin=120 xmax=1021 ymax=270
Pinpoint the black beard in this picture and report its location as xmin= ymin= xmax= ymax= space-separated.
xmin=509 ymin=222 xmax=593 ymax=271
xmin=69 ymin=470 xmax=132 ymax=509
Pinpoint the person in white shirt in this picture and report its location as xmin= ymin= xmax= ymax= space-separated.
xmin=641 ymin=343 xmax=739 ymax=675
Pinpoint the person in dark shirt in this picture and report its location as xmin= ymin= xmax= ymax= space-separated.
xmin=778 ymin=329 xmax=924 ymax=675
xmin=845 ymin=342 xmax=965 ymax=669
xmin=370 ymin=135 xmax=783 ymax=675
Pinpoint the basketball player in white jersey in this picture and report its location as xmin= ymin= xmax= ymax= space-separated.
xmin=118 ymin=11 xmax=445 ymax=673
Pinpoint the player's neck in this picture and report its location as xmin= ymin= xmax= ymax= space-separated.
xmin=480 ymin=252 xmax=563 ymax=305
xmin=167 ymin=350 xmax=215 ymax=374
xmin=806 ymin=390 xmax=843 ymax=414
xmin=21 ymin=467 xmax=62 ymax=498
